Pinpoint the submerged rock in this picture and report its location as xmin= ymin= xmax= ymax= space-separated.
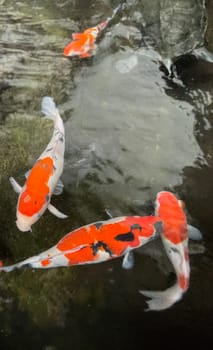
xmin=137 ymin=0 xmax=213 ymax=72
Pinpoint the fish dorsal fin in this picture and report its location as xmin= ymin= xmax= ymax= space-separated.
xmin=48 ymin=203 xmax=68 ymax=219
xmin=53 ymin=179 xmax=64 ymax=196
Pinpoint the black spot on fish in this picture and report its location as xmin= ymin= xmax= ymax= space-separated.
xmin=154 ymin=221 xmax=163 ymax=234
xmin=91 ymin=241 xmax=112 ymax=256
xmin=94 ymin=222 xmax=103 ymax=229
xmin=114 ymin=232 xmax=134 ymax=242
xmin=59 ymin=136 xmax=64 ymax=142
xmin=46 ymin=195 xmax=50 ymax=202
xmin=23 ymin=263 xmax=32 ymax=269
xmin=170 ymin=247 xmax=180 ymax=254
xmin=130 ymin=224 xmax=142 ymax=231
xmin=53 ymin=165 xmax=56 ymax=171
xmin=46 ymin=147 xmax=53 ymax=152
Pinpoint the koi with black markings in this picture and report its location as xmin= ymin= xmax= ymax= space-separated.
xmin=0 ymin=192 xmax=202 ymax=311
xmin=0 ymin=216 xmax=161 ymax=270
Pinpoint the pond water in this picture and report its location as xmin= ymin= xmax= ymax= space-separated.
xmin=0 ymin=0 xmax=213 ymax=349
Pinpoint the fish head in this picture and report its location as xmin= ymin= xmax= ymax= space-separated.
xmin=16 ymin=213 xmax=33 ymax=232
xmin=16 ymin=189 xmax=48 ymax=231
xmin=155 ymin=191 xmax=184 ymax=218
xmin=155 ymin=191 xmax=188 ymax=243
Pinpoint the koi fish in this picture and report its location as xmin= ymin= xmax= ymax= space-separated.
xmin=10 ymin=97 xmax=67 ymax=232
xmin=140 ymin=191 xmax=192 ymax=311
xmin=0 ymin=191 xmax=201 ymax=311
xmin=0 ymin=216 xmax=162 ymax=271
xmin=63 ymin=4 xmax=121 ymax=58
xmin=63 ymin=21 xmax=108 ymax=58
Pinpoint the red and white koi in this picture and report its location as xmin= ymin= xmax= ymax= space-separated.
xmin=140 ymin=191 xmax=191 ymax=311
xmin=0 ymin=191 xmax=202 ymax=311
xmin=63 ymin=21 xmax=108 ymax=58
xmin=0 ymin=216 xmax=161 ymax=270
xmin=10 ymin=97 xmax=67 ymax=232
xmin=63 ymin=5 xmax=121 ymax=58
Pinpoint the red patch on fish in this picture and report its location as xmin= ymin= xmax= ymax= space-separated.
xmin=178 ymin=274 xmax=189 ymax=290
xmin=41 ymin=258 xmax=51 ymax=267
xmin=156 ymin=191 xmax=187 ymax=244
xmin=57 ymin=216 xmax=159 ymax=265
xmin=184 ymin=248 xmax=189 ymax=261
xmin=18 ymin=157 xmax=54 ymax=216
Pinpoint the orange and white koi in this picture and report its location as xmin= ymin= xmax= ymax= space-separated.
xmin=10 ymin=97 xmax=67 ymax=232
xmin=140 ymin=191 xmax=193 ymax=311
xmin=63 ymin=20 xmax=108 ymax=58
xmin=63 ymin=5 xmax=121 ymax=58
xmin=0 ymin=191 xmax=202 ymax=311
xmin=0 ymin=216 xmax=161 ymax=270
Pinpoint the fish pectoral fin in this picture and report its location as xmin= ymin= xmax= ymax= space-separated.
xmin=48 ymin=203 xmax=68 ymax=219
xmin=80 ymin=52 xmax=92 ymax=58
xmin=187 ymin=224 xmax=203 ymax=241
xmin=122 ymin=251 xmax=134 ymax=270
xmin=24 ymin=169 xmax=31 ymax=178
xmin=9 ymin=177 xmax=22 ymax=194
xmin=53 ymin=179 xmax=64 ymax=196
xmin=105 ymin=208 xmax=114 ymax=219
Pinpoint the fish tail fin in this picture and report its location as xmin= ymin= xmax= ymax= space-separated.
xmin=0 ymin=263 xmax=22 ymax=272
xmin=0 ymin=255 xmax=41 ymax=273
xmin=140 ymin=283 xmax=183 ymax=311
xmin=41 ymin=96 xmax=59 ymax=121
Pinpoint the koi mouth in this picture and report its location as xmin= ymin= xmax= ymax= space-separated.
xmin=16 ymin=219 xmax=32 ymax=232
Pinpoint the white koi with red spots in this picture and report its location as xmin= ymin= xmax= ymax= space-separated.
xmin=140 ymin=191 xmax=191 ymax=311
xmin=10 ymin=97 xmax=67 ymax=232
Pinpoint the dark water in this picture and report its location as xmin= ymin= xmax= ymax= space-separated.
xmin=0 ymin=0 xmax=213 ymax=348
